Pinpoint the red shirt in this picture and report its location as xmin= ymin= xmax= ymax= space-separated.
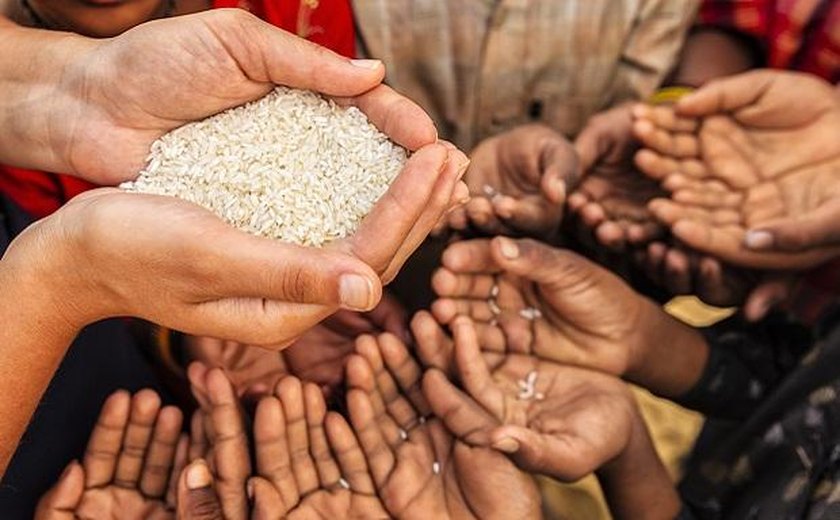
xmin=0 ymin=0 xmax=356 ymax=219
xmin=699 ymin=0 xmax=840 ymax=82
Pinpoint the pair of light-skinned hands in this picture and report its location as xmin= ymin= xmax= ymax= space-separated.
xmin=0 ymin=9 xmax=469 ymax=475
xmin=451 ymin=70 xmax=840 ymax=317
xmin=38 ymin=283 xmax=681 ymax=519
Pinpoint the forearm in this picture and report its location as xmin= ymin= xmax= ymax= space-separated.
xmin=0 ymin=18 xmax=95 ymax=173
xmin=625 ymin=301 xmax=709 ymax=399
xmin=671 ymin=28 xmax=757 ymax=87
xmin=597 ymin=411 xmax=681 ymax=520
xmin=0 ymin=254 xmax=79 ymax=477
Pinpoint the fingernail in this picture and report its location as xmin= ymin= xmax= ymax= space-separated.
xmin=350 ymin=59 xmax=382 ymax=70
xmin=497 ymin=238 xmax=520 ymax=260
xmin=492 ymin=437 xmax=520 ymax=453
xmin=339 ymin=274 xmax=375 ymax=311
xmin=247 ymin=480 xmax=255 ymax=500
xmin=186 ymin=460 xmax=212 ymax=490
xmin=744 ymin=230 xmax=774 ymax=250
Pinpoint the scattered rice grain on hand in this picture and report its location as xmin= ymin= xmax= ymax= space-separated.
xmin=121 ymin=87 xmax=408 ymax=247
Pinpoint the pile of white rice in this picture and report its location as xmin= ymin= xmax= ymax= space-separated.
xmin=121 ymin=86 xmax=407 ymax=247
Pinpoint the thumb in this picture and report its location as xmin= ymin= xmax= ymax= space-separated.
xmin=176 ymin=459 xmax=225 ymax=520
xmin=34 ymin=461 xmax=84 ymax=520
xmin=745 ymin=199 xmax=840 ymax=253
xmin=490 ymin=425 xmax=600 ymax=482
xmin=489 ymin=237 xmax=601 ymax=290
xmin=675 ymin=70 xmax=775 ymax=117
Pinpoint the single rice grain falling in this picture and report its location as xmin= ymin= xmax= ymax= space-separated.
xmin=120 ymin=86 xmax=407 ymax=247
xmin=433 ymin=462 xmax=441 ymax=475
xmin=399 ymin=428 xmax=408 ymax=441
xmin=339 ymin=477 xmax=350 ymax=490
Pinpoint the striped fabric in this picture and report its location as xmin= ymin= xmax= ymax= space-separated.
xmin=352 ymin=0 xmax=699 ymax=150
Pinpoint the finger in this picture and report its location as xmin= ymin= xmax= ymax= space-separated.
xmin=648 ymin=198 xmax=740 ymax=227
xmin=114 ymin=389 xmax=161 ymax=489
xmin=357 ymin=335 xmax=421 ymax=429
xmin=745 ymin=199 xmax=840 ymax=253
xmin=489 ymin=425 xmax=604 ymax=482
xmin=338 ymin=143 xmax=448 ymax=278
xmin=205 ymin=369 xmax=251 ymax=520
xmin=541 ymin=136 xmax=580 ymax=199
xmin=632 ymin=104 xmax=699 ymax=133
xmin=487 ymin=236 xmax=597 ymax=291
xmin=451 ymin=317 xmax=506 ymax=417
xmin=431 ymin=297 xmax=496 ymax=324
xmin=34 ymin=461 xmax=84 ymax=519
xmin=187 ymin=362 xmax=211 ymax=411
xmin=333 ymin=83 xmax=437 ymax=151
xmin=347 ymin=389 xmax=396 ymax=488
xmin=422 ymin=370 xmax=496 ymax=446
xmin=632 ymin=119 xmax=700 ymax=159
xmin=254 ymin=396 xmax=299 ymax=509
xmin=378 ymin=333 xmax=430 ymax=415
xmin=83 ymin=390 xmax=130 ymax=488
xmin=675 ymin=70 xmax=775 ymax=117
xmin=303 ymin=383 xmax=341 ymax=486
xmin=411 ymin=311 xmax=455 ymax=375
xmin=473 ymin=322 xmax=508 ymax=355
xmin=275 ymin=377 xmax=319 ymax=496
xmin=140 ymin=405 xmax=184 ymax=498
xmin=627 ymin=221 xmax=665 ymax=244
xmin=431 ymin=268 xmax=496 ymax=299
xmin=594 ymin=221 xmax=628 ymax=251
xmin=492 ymin=195 xmax=560 ymax=235
xmin=166 ymin=434 xmax=189 ymax=508
xmin=176 ymin=459 xmax=224 ymax=520
xmin=207 ymin=229 xmax=382 ymax=311
xmin=325 ymin=412 xmax=377 ymax=494
xmin=381 ymin=147 xmax=470 ymax=281
xmin=440 ymin=239 xmax=500 ymax=274
xmin=188 ymin=411 xmax=208 ymax=462
xmin=663 ymin=248 xmax=693 ymax=296
xmin=465 ymin=196 xmax=505 ymax=233
xmin=345 ymin=355 xmax=404 ymax=448
xmin=249 ymin=476 xmax=289 ymax=520
xmin=672 ymin=219 xmax=836 ymax=270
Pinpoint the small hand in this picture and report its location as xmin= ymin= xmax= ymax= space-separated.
xmin=569 ymin=104 xmax=667 ymax=250
xmin=430 ymin=237 xmax=708 ymax=397
xmin=431 ymin=237 xmax=653 ymax=377
xmin=345 ymin=334 xmax=542 ymax=519
xmin=447 ymin=124 xmax=574 ymax=239
xmin=35 ymin=390 xmax=186 ymax=520
xmin=423 ymin=317 xmax=638 ymax=482
xmin=248 ymin=376 xmax=388 ymax=518
xmin=633 ymin=71 xmax=840 ymax=269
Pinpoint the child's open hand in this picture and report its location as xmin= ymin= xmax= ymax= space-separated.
xmin=633 ymin=71 xmax=840 ymax=270
xmin=345 ymin=333 xmax=542 ymax=519
xmin=35 ymin=390 xmax=186 ymax=520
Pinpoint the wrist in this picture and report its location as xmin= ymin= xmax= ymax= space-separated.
xmin=0 ymin=22 xmax=99 ymax=174
xmin=625 ymin=300 xmax=709 ymax=397
xmin=597 ymin=408 xmax=681 ymax=520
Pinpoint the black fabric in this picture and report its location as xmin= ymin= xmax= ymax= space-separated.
xmin=679 ymin=307 xmax=840 ymax=519
xmin=0 ymin=196 xmax=169 ymax=519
